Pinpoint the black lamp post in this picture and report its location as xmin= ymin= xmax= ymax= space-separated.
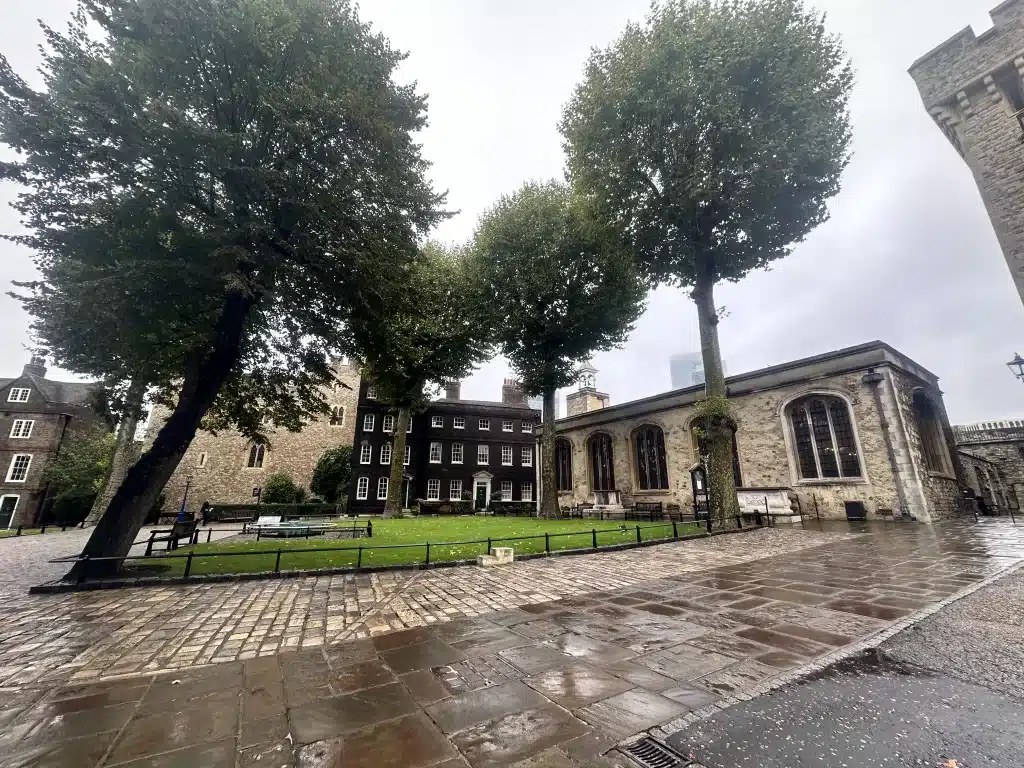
xmin=1008 ymin=353 xmax=1024 ymax=384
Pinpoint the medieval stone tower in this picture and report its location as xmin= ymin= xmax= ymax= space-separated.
xmin=910 ymin=0 xmax=1024 ymax=307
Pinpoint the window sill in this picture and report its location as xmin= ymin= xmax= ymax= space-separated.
xmin=502 ymin=464 xmax=513 ymax=467
xmin=633 ymin=489 xmax=672 ymax=495
xmin=794 ymin=478 xmax=867 ymax=486
xmin=927 ymin=471 xmax=958 ymax=481
xmin=429 ymin=461 xmax=442 ymax=465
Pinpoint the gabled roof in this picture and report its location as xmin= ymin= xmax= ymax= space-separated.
xmin=2 ymin=374 xmax=99 ymax=407
xmin=431 ymin=398 xmax=539 ymax=415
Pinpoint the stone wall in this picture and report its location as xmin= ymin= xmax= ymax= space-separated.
xmin=554 ymin=370 xmax=918 ymax=521
xmin=909 ymin=0 xmax=1024 ymax=305
xmin=958 ymin=449 xmax=1014 ymax=509
xmin=954 ymin=422 xmax=1024 ymax=508
xmin=153 ymin=362 xmax=361 ymax=515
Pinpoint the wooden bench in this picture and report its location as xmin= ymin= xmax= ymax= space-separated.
xmin=626 ymin=502 xmax=664 ymax=521
xmin=145 ymin=520 xmax=198 ymax=555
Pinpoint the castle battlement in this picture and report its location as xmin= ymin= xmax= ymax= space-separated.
xmin=954 ymin=419 xmax=1024 ymax=444
xmin=909 ymin=0 xmax=1024 ymax=107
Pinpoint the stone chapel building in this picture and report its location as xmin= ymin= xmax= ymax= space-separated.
xmin=550 ymin=342 xmax=965 ymax=523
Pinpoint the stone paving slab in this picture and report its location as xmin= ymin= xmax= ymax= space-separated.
xmin=1 ymin=520 xmax=1023 ymax=766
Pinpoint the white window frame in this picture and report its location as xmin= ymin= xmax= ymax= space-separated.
xmin=9 ymin=420 xmax=34 ymax=439
xmin=366 ymin=386 xmax=377 ymax=400
xmin=6 ymin=454 xmax=31 ymax=483
xmin=363 ymin=414 xmax=375 ymax=432
xmin=501 ymin=446 xmax=513 ymax=466
xmin=380 ymin=443 xmax=392 ymax=465
xmin=500 ymin=481 xmax=513 ymax=501
xmin=521 ymin=482 xmax=533 ymax=502
xmin=478 ymin=445 xmax=489 ymax=465
xmin=521 ymin=446 xmax=533 ymax=467
xmin=377 ymin=476 xmax=389 ymax=500
xmin=453 ymin=416 xmax=466 ymax=430
xmin=432 ymin=415 xmax=444 ymax=428
xmin=427 ymin=479 xmax=441 ymax=501
xmin=451 ymin=442 xmax=464 ymax=464
xmin=522 ymin=422 xmax=533 ymax=434
xmin=502 ymin=420 xmax=514 ymax=432
xmin=360 ymin=443 xmax=372 ymax=464
xmin=429 ymin=442 xmax=442 ymax=464
xmin=382 ymin=415 xmax=395 ymax=433
xmin=479 ymin=418 xmax=490 ymax=431
xmin=450 ymin=479 xmax=462 ymax=501
xmin=406 ymin=418 xmax=412 ymax=433
xmin=7 ymin=388 xmax=29 ymax=403
xmin=356 ymin=477 xmax=369 ymax=500
xmin=404 ymin=445 xmax=411 ymax=465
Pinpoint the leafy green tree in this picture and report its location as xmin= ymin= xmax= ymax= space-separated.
xmin=261 ymin=472 xmax=303 ymax=504
xmin=42 ymin=423 xmax=116 ymax=522
xmin=474 ymin=181 xmax=646 ymax=517
xmin=0 ymin=0 xmax=444 ymax=573
xmin=561 ymin=0 xmax=852 ymax=526
xmin=351 ymin=243 xmax=495 ymax=517
xmin=311 ymin=446 xmax=352 ymax=504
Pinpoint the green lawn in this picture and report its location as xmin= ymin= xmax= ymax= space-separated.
xmin=139 ymin=517 xmax=700 ymax=577
xmin=0 ymin=528 xmax=41 ymax=538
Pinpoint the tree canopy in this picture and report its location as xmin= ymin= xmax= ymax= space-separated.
xmin=474 ymin=180 xmax=646 ymax=515
xmin=561 ymin=0 xmax=852 ymax=525
xmin=0 ymin=0 xmax=446 ymax=568
xmin=350 ymin=242 xmax=496 ymax=515
xmin=310 ymin=446 xmax=352 ymax=504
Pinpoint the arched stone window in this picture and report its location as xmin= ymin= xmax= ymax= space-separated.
xmin=247 ymin=444 xmax=266 ymax=469
xmin=555 ymin=439 xmax=573 ymax=492
xmin=786 ymin=395 xmax=861 ymax=480
xmin=329 ymin=406 xmax=344 ymax=426
xmin=912 ymin=392 xmax=952 ymax=475
xmin=634 ymin=425 xmax=669 ymax=490
xmin=690 ymin=424 xmax=743 ymax=488
xmin=587 ymin=433 xmax=615 ymax=492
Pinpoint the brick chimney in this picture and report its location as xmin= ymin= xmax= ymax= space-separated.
xmin=502 ymin=378 xmax=527 ymax=405
xmin=22 ymin=355 xmax=47 ymax=378
xmin=444 ymin=381 xmax=461 ymax=401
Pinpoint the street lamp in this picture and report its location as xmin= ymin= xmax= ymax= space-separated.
xmin=1008 ymin=353 xmax=1024 ymax=384
xmin=178 ymin=474 xmax=194 ymax=521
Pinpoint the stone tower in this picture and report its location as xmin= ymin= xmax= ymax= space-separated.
xmin=565 ymin=362 xmax=610 ymax=417
xmin=909 ymin=0 xmax=1024 ymax=306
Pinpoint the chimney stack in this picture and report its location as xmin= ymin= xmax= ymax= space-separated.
xmin=22 ymin=355 xmax=47 ymax=379
xmin=502 ymin=378 xmax=527 ymax=405
xmin=444 ymin=381 xmax=461 ymax=401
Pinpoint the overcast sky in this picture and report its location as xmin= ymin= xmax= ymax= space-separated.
xmin=2 ymin=0 xmax=1022 ymax=425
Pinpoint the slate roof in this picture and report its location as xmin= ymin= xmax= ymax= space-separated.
xmin=2 ymin=373 xmax=100 ymax=406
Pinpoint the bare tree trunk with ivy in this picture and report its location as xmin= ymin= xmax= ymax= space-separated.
xmin=694 ymin=275 xmax=740 ymax=530
xmin=540 ymin=387 xmax=559 ymax=519
xmin=384 ymin=407 xmax=410 ymax=518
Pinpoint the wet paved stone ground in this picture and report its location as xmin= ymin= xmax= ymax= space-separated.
xmin=0 ymin=520 xmax=1022 ymax=766
xmin=668 ymin=545 xmax=1024 ymax=767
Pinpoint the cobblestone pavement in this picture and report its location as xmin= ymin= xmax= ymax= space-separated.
xmin=0 ymin=520 xmax=1023 ymax=766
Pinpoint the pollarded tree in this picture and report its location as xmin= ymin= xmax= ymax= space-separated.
xmin=474 ymin=181 xmax=646 ymax=517
xmin=561 ymin=0 xmax=852 ymax=526
xmin=0 ymin=0 xmax=444 ymax=574
xmin=351 ymin=243 xmax=495 ymax=518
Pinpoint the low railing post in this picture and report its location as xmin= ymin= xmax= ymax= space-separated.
xmin=368 ymin=520 xmax=373 ymax=538
xmin=636 ymin=525 xmax=642 ymax=544
xmin=256 ymin=528 xmax=262 ymax=541
xmin=487 ymin=537 xmax=492 ymax=554
xmin=705 ymin=514 xmax=712 ymax=533
xmin=207 ymin=529 xmax=213 ymax=543
xmin=672 ymin=521 xmax=678 ymax=538
xmin=77 ymin=555 xmax=89 ymax=584
xmin=425 ymin=542 xmax=431 ymax=565
xmin=184 ymin=552 xmax=194 ymax=578
xmin=545 ymin=532 xmax=550 ymax=553
xmin=40 ymin=524 xmax=46 ymax=534
xmin=357 ymin=545 xmax=363 ymax=568
xmin=16 ymin=526 xmax=21 ymax=537
xmin=592 ymin=529 xmax=597 ymax=549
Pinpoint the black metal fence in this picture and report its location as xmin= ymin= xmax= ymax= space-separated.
xmin=52 ymin=515 xmax=762 ymax=583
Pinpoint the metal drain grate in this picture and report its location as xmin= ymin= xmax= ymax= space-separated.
xmin=620 ymin=737 xmax=692 ymax=768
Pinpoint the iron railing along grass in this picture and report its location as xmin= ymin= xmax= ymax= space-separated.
xmin=51 ymin=515 xmax=763 ymax=583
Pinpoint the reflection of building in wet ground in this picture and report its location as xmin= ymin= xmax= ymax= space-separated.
xmin=2 ymin=521 xmax=1024 ymax=766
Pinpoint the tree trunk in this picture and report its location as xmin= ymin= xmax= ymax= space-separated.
xmin=86 ymin=379 xmax=147 ymax=526
xmin=692 ymin=276 xmax=740 ymax=529
xmin=66 ymin=289 xmax=254 ymax=580
xmin=383 ymin=407 xmax=410 ymax=518
xmin=540 ymin=387 xmax=558 ymax=519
